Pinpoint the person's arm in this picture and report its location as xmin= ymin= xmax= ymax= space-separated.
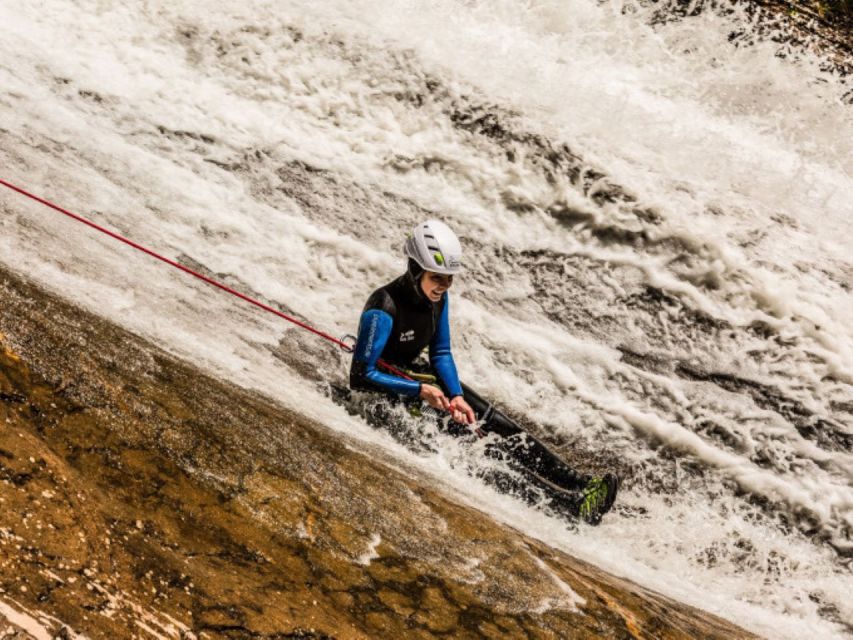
xmin=430 ymin=298 xmax=475 ymax=425
xmin=351 ymin=309 xmax=421 ymax=397
xmin=429 ymin=296 xmax=464 ymax=399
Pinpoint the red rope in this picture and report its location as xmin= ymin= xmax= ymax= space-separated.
xmin=0 ymin=178 xmax=411 ymax=380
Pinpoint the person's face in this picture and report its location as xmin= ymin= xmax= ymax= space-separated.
xmin=420 ymin=271 xmax=453 ymax=302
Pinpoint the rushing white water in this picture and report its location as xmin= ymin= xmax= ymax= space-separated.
xmin=1 ymin=0 xmax=851 ymax=637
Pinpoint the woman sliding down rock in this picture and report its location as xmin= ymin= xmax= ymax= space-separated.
xmin=346 ymin=219 xmax=618 ymax=525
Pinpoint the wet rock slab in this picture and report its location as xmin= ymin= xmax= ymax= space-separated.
xmin=0 ymin=266 xmax=758 ymax=639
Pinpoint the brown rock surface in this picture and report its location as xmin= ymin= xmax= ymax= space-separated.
xmin=0 ymin=265 xmax=759 ymax=639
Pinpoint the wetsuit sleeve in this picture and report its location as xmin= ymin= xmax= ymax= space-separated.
xmin=351 ymin=309 xmax=422 ymax=397
xmin=429 ymin=296 xmax=464 ymax=398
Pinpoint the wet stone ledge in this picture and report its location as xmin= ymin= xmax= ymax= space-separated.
xmin=0 ymin=265 xmax=758 ymax=639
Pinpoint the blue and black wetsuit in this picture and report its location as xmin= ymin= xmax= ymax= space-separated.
xmin=349 ymin=263 xmax=462 ymax=399
xmin=350 ymin=261 xmax=588 ymax=494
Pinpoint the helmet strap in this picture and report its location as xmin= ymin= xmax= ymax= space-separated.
xmin=406 ymin=258 xmax=430 ymax=303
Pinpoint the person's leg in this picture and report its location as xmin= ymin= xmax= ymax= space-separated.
xmin=406 ymin=364 xmax=587 ymax=493
xmin=460 ymin=383 xmax=589 ymax=493
xmin=461 ymin=385 xmax=620 ymax=524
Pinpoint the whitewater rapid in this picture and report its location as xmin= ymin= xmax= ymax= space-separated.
xmin=1 ymin=0 xmax=851 ymax=637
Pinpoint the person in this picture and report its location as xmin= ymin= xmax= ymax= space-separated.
xmin=349 ymin=219 xmax=618 ymax=524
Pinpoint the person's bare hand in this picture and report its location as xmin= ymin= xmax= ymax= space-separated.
xmin=419 ymin=384 xmax=450 ymax=411
xmin=449 ymin=395 xmax=476 ymax=426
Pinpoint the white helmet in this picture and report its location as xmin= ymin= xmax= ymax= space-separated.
xmin=404 ymin=220 xmax=463 ymax=275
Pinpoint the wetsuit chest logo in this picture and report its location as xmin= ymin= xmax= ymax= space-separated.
xmin=399 ymin=329 xmax=415 ymax=342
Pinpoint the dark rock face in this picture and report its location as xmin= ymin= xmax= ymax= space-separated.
xmin=0 ymin=266 xmax=757 ymax=639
